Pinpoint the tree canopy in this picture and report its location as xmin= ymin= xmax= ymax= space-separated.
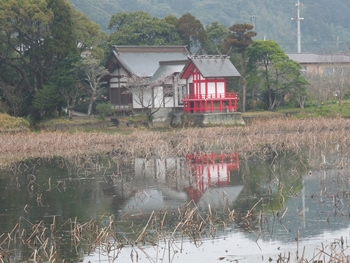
xmin=205 ymin=22 xmax=229 ymax=55
xmin=70 ymin=0 xmax=350 ymax=54
xmin=248 ymin=40 xmax=307 ymax=110
xmin=224 ymin=23 xmax=256 ymax=112
xmin=175 ymin=13 xmax=207 ymax=53
xmin=0 ymin=0 xmax=106 ymax=116
xmin=108 ymin=11 xmax=182 ymax=46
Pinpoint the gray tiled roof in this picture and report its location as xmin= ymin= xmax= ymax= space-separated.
xmin=112 ymin=46 xmax=189 ymax=77
xmin=287 ymin=53 xmax=350 ymax=64
xmin=190 ymin=56 xmax=241 ymax=78
xmin=151 ymin=60 xmax=188 ymax=82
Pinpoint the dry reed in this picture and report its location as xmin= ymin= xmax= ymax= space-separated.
xmin=1 ymin=117 xmax=349 ymax=169
xmin=1 ymin=181 xmax=349 ymax=263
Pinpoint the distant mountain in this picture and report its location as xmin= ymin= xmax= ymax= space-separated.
xmin=69 ymin=0 xmax=350 ymax=54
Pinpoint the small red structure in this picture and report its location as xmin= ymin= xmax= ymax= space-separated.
xmin=181 ymin=56 xmax=241 ymax=113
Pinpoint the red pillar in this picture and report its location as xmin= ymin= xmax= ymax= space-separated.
xmin=228 ymin=99 xmax=232 ymax=112
xmin=234 ymin=93 xmax=237 ymax=112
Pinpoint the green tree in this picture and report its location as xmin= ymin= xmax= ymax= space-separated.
xmin=0 ymin=0 xmax=77 ymax=91
xmin=32 ymin=55 xmax=84 ymax=118
xmin=45 ymin=0 xmax=77 ymax=60
xmin=71 ymin=7 xmax=108 ymax=60
xmin=223 ymin=24 xmax=256 ymax=112
xmin=204 ymin=21 xmax=229 ymax=55
xmin=108 ymin=11 xmax=182 ymax=46
xmin=246 ymin=71 xmax=261 ymax=111
xmin=247 ymin=40 xmax=307 ymax=110
xmin=54 ymin=55 xmax=85 ymax=118
xmin=0 ymin=0 xmax=54 ymax=91
xmin=32 ymin=85 xmax=60 ymax=115
xmin=0 ymin=0 xmax=107 ymax=117
xmin=164 ymin=14 xmax=178 ymax=27
xmin=175 ymin=13 xmax=207 ymax=53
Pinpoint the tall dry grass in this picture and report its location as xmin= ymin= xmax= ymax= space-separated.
xmin=1 ymin=204 xmax=348 ymax=263
xmin=0 ymin=117 xmax=349 ymax=168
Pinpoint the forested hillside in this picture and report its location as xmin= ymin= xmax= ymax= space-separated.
xmin=69 ymin=0 xmax=350 ymax=54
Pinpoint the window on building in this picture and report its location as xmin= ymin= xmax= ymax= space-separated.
xmin=178 ymin=85 xmax=187 ymax=105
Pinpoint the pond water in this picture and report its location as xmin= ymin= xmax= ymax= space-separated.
xmin=0 ymin=152 xmax=350 ymax=262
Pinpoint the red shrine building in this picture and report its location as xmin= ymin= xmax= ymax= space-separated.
xmin=181 ymin=55 xmax=240 ymax=113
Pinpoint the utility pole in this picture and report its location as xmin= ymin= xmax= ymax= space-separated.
xmin=249 ymin=15 xmax=257 ymax=30
xmin=291 ymin=0 xmax=304 ymax=53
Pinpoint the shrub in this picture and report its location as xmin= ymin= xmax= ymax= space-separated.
xmin=0 ymin=113 xmax=30 ymax=130
xmin=96 ymin=103 xmax=114 ymax=120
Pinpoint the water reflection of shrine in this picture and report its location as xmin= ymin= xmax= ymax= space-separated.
xmin=184 ymin=153 xmax=241 ymax=203
xmin=120 ymin=153 xmax=243 ymax=215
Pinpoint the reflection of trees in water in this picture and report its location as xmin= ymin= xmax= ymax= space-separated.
xmin=232 ymin=151 xmax=350 ymax=244
xmin=235 ymin=153 xmax=306 ymax=212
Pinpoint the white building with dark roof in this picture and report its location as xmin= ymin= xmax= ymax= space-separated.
xmin=105 ymin=46 xmax=189 ymax=110
xmin=287 ymin=53 xmax=350 ymax=75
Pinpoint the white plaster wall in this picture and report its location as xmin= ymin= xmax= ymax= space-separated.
xmin=132 ymin=87 xmax=153 ymax=109
xmin=164 ymin=96 xmax=174 ymax=108
xmin=110 ymin=80 xmax=120 ymax=88
xmin=132 ymin=86 xmax=173 ymax=109
xmin=112 ymin=68 xmax=128 ymax=76
xmin=129 ymin=76 xmax=187 ymax=109
xmin=153 ymin=86 xmax=164 ymax=108
xmin=110 ymin=73 xmax=127 ymax=88
xmin=217 ymin=82 xmax=225 ymax=95
xmin=208 ymin=82 xmax=216 ymax=95
xmin=199 ymin=82 xmax=206 ymax=95
xmin=110 ymin=68 xmax=128 ymax=86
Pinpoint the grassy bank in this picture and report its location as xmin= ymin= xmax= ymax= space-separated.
xmin=1 ymin=100 xmax=349 ymax=133
xmin=277 ymin=100 xmax=350 ymax=118
xmin=0 ymin=113 xmax=30 ymax=132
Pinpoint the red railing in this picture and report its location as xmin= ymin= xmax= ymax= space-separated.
xmin=182 ymin=93 xmax=239 ymax=113
xmin=182 ymin=93 xmax=237 ymax=100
